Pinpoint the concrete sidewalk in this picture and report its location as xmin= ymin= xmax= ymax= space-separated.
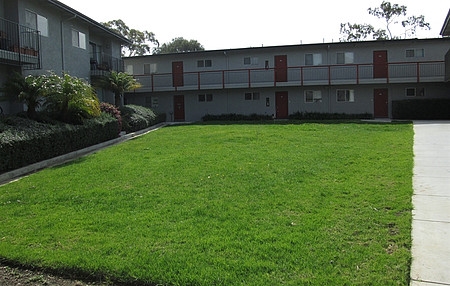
xmin=410 ymin=121 xmax=450 ymax=286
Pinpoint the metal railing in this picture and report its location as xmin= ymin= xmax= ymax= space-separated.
xmin=132 ymin=61 xmax=445 ymax=93
xmin=0 ymin=17 xmax=41 ymax=69
xmin=90 ymin=52 xmax=124 ymax=76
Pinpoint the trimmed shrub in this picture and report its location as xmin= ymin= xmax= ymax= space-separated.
xmin=392 ymin=99 xmax=450 ymax=119
xmin=120 ymin=105 xmax=165 ymax=133
xmin=202 ymin=113 xmax=273 ymax=121
xmin=289 ymin=112 xmax=373 ymax=120
xmin=0 ymin=113 xmax=118 ymax=173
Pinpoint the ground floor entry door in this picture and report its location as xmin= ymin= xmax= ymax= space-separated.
xmin=173 ymin=95 xmax=185 ymax=121
xmin=374 ymin=88 xmax=389 ymax=118
xmin=275 ymin=91 xmax=289 ymax=119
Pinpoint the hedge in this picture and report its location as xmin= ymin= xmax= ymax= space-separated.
xmin=202 ymin=113 xmax=273 ymax=121
xmin=120 ymin=105 xmax=166 ymax=133
xmin=392 ymin=99 xmax=450 ymax=119
xmin=289 ymin=112 xmax=373 ymax=120
xmin=0 ymin=113 xmax=119 ymax=174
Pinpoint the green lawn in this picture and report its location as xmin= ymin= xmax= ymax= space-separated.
xmin=0 ymin=123 xmax=413 ymax=285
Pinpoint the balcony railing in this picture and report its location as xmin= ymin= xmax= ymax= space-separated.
xmin=0 ymin=17 xmax=41 ymax=69
xmin=90 ymin=52 xmax=124 ymax=76
xmin=133 ymin=61 xmax=445 ymax=93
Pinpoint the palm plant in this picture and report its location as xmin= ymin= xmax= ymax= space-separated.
xmin=1 ymin=72 xmax=46 ymax=119
xmin=93 ymin=71 xmax=141 ymax=107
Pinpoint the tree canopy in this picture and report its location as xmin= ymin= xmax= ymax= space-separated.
xmin=102 ymin=19 xmax=159 ymax=57
xmin=154 ymin=37 xmax=205 ymax=54
xmin=340 ymin=1 xmax=430 ymax=42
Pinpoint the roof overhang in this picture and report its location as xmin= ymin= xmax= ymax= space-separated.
xmin=46 ymin=0 xmax=132 ymax=45
xmin=440 ymin=9 xmax=450 ymax=36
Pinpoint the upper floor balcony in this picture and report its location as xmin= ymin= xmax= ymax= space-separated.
xmin=90 ymin=52 xmax=124 ymax=76
xmin=133 ymin=60 xmax=445 ymax=93
xmin=0 ymin=17 xmax=41 ymax=70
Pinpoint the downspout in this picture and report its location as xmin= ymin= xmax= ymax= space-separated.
xmin=60 ymin=14 xmax=77 ymax=72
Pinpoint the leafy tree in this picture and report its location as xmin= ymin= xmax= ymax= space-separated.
xmin=154 ymin=37 xmax=205 ymax=54
xmin=102 ymin=19 xmax=159 ymax=56
xmin=93 ymin=71 xmax=142 ymax=107
xmin=1 ymin=72 xmax=47 ymax=119
xmin=340 ymin=1 xmax=430 ymax=41
xmin=44 ymin=72 xmax=101 ymax=124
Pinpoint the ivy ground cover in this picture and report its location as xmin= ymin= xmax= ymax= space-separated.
xmin=0 ymin=123 xmax=414 ymax=285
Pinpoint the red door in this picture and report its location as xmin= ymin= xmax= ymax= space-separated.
xmin=173 ymin=95 xmax=185 ymax=121
xmin=172 ymin=61 xmax=184 ymax=87
xmin=374 ymin=88 xmax=389 ymax=118
xmin=275 ymin=91 xmax=288 ymax=119
xmin=373 ymin=50 xmax=388 ymax=78
xmin=274 ymin=55 xmax=287 ymax=82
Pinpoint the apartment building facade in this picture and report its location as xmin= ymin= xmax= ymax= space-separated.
xmin=0 ymin=0 xmax=129 ymax=114
xmin=124 ymin=38 xmax=450 ymax=121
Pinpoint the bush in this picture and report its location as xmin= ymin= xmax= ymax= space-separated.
xmin=392 ymin=99 xmax=450 ymax=119
xmin=289 ymin=112 xmax=373 ymax=120
xmin=202 ymin=113 xmax=273 ymax=121
xmin=120 ymin=105 xmax=165 ymax=133
xmin=100 ymin=102 xmax=122 ymax=133
xmin=0 ymin=113 xmax=118 ymax=173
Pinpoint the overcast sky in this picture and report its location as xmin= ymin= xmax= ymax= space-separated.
xmin=59 ymin=0 xmax=448 ymax=50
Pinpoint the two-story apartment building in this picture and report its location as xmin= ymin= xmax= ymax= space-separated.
xmin=124 ymin=37 xmax=450 ymax=121
xmin=0 ymin=0 xmax=130 ymax=114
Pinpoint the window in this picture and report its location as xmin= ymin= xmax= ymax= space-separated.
xmin=126 ymin=65 xmax=133 ymax=75
xmin=305 ymin=90 xmax=322 ymax=103
xmin=72 ymin=29 xmax=86 ymax=49
xmin=406 ymin=49 xmax=424 ymax=58
xmin=406 ymin=88 xmax=425 ymax=97
xmin=244 ymin=92 xmax=260 ymax=100
xmin=336 ymin=89 xmax=355 ymax=102
xmin=151 ymin=97 xmax=159 ymax=108
xmin=337 ymin=52 xmax=354 ymax=64
xmin=305 ymin=53 xmax=322 ymax=66
xmin=244 ymin=57 xmax=259 ymax=65
xmin=25 ymin=10 xmax=48 ymax=37
xmin=198 ymin=94 xmax=213 ymax=102
xmin=197 ymin=59 xmax=212 ymax=68
xmin=144 ymin=63 xmax=157 ymax=74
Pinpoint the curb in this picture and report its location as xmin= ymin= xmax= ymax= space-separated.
xmin=0 ymin=122 xmax=168 ymax=186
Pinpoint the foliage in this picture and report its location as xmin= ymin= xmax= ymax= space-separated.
xmin=1 ymin=72 xmax=47 ymax=119
xmin=202 ymin=113 xmax=272 ymax=121
xmin=0 ymin=124 xmax=414 ymax=285
xmin=102 ymin=19 xmax=159 ymax=56
xmin=0 ymin=113 xmax=118 ymax=173
xmin=100 ymin=102 xmax=122 ymax=133
xmin=119 ymin=104 xmax=164 ymax=133
xmin=93 ymin=71 xmax=141 ymax=107
xmin=289 ymin=111 xmax=373 ymax=120
xmin=44 ymin=73 xmax=100 ymax=124
xmin=392 ymin=99 xmax=450 ymax=119
xmin=154 ymin=37 xmax=205 ymax=54
xmin=340 ymin=1 xmax=430 ymax=41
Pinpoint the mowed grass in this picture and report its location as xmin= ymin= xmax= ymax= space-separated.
xmin=0 ymin=123 xmax=413 ymax=285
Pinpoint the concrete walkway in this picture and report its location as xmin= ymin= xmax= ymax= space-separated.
xmin=410 ymin=121 xmax=450 ymax=286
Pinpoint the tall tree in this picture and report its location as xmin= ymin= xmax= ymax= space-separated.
xmin=154 ymin=37 xmax=205 ymax=54
xmin=340 ymin=1 xmax=430 ymax=42
xmin=102 ymin=20 xmax=159 ymax=56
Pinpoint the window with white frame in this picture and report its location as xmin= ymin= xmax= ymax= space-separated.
xmin=144 ymin=63 xmax=157 ymax=74
xmin=72 ymin=29 xmax=86 ymax=49
xmin=198 ymin=94 xmax=213 ymax=102
xmin=197 ymin=59 xmax=212 ymax=68
xmin=244 ymin=57 xmax=259 ymax=65
xmin=406 ymin=49 xmax=424 ymax=58
xmin=125 ymin=65 xmax=133 ymax=75
xmin=406 ymin=87 xmax=425 ymax=97
xmin=25 ymin=10 xmax=48 ymax=37
xmin=245 ymin=92 xmax=260 ymax=100
xmin=336 ymin=52 xmax=354 ymax=64
xmin=305 ymin=53 xmax=322 ymax=66
xmin=336 ymin=89 xmax=355 ymax=102
xmin=305 ymin=90 xmax=322 ymax=103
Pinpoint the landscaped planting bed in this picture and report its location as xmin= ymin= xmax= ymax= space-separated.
xmin=0 ymin=122 xmax=414 ymax=285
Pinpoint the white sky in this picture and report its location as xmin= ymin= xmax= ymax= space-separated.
xmin=59 ymin=0 xmax=448 ymax=51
